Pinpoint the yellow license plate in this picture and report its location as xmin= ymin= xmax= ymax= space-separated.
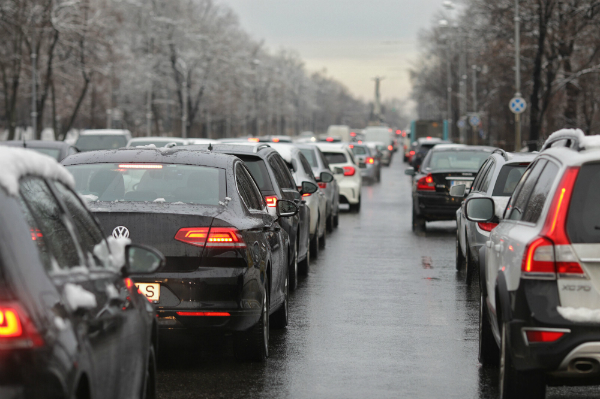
xmin=135 ymin=283 xmax=160 ymax=302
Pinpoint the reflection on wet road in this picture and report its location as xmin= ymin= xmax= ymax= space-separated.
xmin=157 ymin=161 xmax=600 ymax=399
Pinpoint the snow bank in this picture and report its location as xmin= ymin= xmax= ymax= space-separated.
xmin=63 ymin=283 xmax=97 ymax=310
xmin=558 ymin=306 xmax=600 ymax=323
xmin=0 ymin=146 xmax=75 ymax=196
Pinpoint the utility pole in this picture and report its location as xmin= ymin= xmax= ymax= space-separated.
xmin=459 ymin=36 xmax=467 ymax=144
xmin=146 ymin=78 xmax=152 ymax=137
xmin=31 ymin=49 xmax=37 ymax=139
xmin=472 ymin=65 xmax=478 ymax=113
xmin=446 ymin=39 xmax=452 ymax=141
xmin=514 ymin=0 xmax=521 ymax=151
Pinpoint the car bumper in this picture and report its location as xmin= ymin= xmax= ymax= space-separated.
xmin=414 ymin=192 xmax=462 ymax=221
xmin=360 ymin=166 xmax=377 ymax=180
xmin=338 ymin=177 xmax=361 ymax=204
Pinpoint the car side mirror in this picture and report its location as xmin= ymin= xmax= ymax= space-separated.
xmin=404 ymin=167 xmax=415 ymax=176
xmin=449 ymin=184 xmax=467 ymax=198
xmin=276 ymin=199 xmax=299 ymax=218
xmin=124 ymin=244 xmax=165 ymax=275
xmin=359 ymin=162 xmax=367 ymax=169
xmin=464 ymin=198 xmax=495 ymax=222
xmin=300 ymin=181 xmax=318 ymax=195
xmin=334 ymin=167 xmax=344 ymax=175
xmin=320 ymin=171 xmax=335 ymax=183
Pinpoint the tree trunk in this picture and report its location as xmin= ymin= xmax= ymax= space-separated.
xmin=529 ymin=1 xmax=551 ymax=143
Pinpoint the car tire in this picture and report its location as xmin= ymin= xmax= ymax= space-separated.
xmin=310 ymin=218 xmax=319 ymax=259
xmin=350 ymin=197 xmax=361 ymax=213
xmin=412 ymin=209 xmax=426 ymax=232
xmin=234 ymin=275 xmax=269 ymax=362
xmin=141 ymin=346 xmax=157 ymax=399
xmin=326 ymin=212 xmax=334 ymax=233
xmin=499 ymin=322 xmax=545 ymax=399
xmin=299 ymin=238 xmax=310 ymax=275
xmin=455 ymin=230 xmax=466 ymax=271
xmin=333 ymin=212 xmax=339 ymax=228
xmin=270 ymin=275 xmax=288 ymax=329
xmin=289 ymin=241 xmax=298 ymax=291
xmin=465 ymin=244 xmax=474 ymax=284
xmin=319 ymin=226 xmax=326 ymax=249
xmin=478 ymin=293 xmax=499 ymax=367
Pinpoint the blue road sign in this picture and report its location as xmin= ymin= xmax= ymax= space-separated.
xmin=509 ymin=97 xmax=527 ymax=114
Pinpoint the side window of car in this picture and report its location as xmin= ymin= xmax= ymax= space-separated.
xmin=268 ymin=155 xmax=294 ymax=190
xmin=19 ymin=177 xmax=83 ymax=271
xmin=236 ymin=164 xmax=261 ymax=211
xmin=243 ymin=165 xmax=267 ymax=210
xmin=299 ymin=154 xmax=317 ymax=181
xmin=507 ymin=160 xmax=547 ymax=221
xmin=52 ymin=182 xmax=111 ymax=268
xmin=318 ymin=150 xmax=331 ymax=169
xmin=480 ymin=162 xmax=496 ymax=193
xmin=17 ymin=196 xmax=56 ymax=272
xmin=472 ymin=160 xmax=490 ymax=192
xmin=522 ymin=161 xmax=559 ymax=223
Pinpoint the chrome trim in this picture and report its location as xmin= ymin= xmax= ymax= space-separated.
xmin=580 ymin=258 xmax=600 ymax=263
xmin=555 ymin=342 xmax=600 ymax=373
xmin=521 ymin=272 xmax=556 ymax=280
xmin=522 ymin=327 xmax=571 ymax=346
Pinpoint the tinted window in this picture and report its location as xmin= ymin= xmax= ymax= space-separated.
xmin=237 ymin=155 xmax=274 ymax=192
xmin=53 ymin=182 xmax=110 ymax=268
xmin=300 ymin=149 xmax=318 ymax=167
xmin=75 ymin=135 xmax=128 ymax=151
xmin=236 ymin=164 xmax=262 ymax=210
xmin=492 ymin=164 xmax=529 ymax=197
xmin=507 ymin=160 xmax=546 ymax=221
xmin=268 ymin=155 xmax=295 ymax=190
xmin=567 ymin=164 xmax=600 ymax=243
xmin=20 ymin=178 xmax=82 ymax=270
xmin=425 ymin=151 xmax=490 ymax=172
xmin=522 ymin=162 xmax=558 ymax=223
xmin=318 ymin=150 xmax=331 ymax=169
xmin=67 ymin=163 xmax=224 ymax=205
xmin=299 ymin=154 xmax=317 ymax=180
xmin=17 ymin=196 xmax=55 ymax=272
xmin=480 ymin=162 xmax=496 ymax=192
xmin=323 ymin=152 xmax=347 ymax=164
xmin=472 ymin=160 xmax=491 ymax=192
xmin=275 ymin=156 xmax=296 ymax=189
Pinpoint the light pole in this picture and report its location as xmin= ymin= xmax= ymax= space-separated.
xmin=31 ymin=49 xmax=37 ymax=139
xmin=514 ymin=0 xmax=521 ymax=151
xmin=177 ymin=59 xmax=188 ymax=138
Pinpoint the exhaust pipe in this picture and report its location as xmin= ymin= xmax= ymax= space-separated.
xmin=572 ymin=359 xmax=598 ymax=374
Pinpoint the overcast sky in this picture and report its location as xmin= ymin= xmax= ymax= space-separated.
xmin=219 ymin=0 xmax=444 ymax=103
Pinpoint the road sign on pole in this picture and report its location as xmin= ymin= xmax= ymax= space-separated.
xmin=469 ymin=115 xmax=481 ymax=127
xmin=457 ymin=119 xmax=466 ymax=129
xmin=509 ymin=97 xmax=527 ymax=114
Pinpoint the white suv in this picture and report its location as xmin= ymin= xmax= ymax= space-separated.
xmin=466 ymin=129 xmax=600 ymax=398
xmin=316 ymin=143 xmax=362 ymax=212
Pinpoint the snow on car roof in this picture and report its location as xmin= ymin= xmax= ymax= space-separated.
xmin=544 ymin=128 xmax=600 ymax=151
xmin=0 ymin=146 xmax=75 ymax=196
xmin=80 ymin=129 xmax=130 ymax=136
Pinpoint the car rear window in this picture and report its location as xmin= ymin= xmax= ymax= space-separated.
xmin=236 ymin=156 xmax=274 ymax=192
xmin=129 ymin=140 xmax=186 ymax=147
xmin=567 ymin=163 xmax=600 ymax=243
xmin=350 ymin=146 xmax=368 ymax=155
xmin=300 ymin=149 xmax=318 ymax=167
xmin=492 ymin=164 xmax=528 ymax=197
xmin=323 ymin=152 xmax=347 ymax=164
xmin=75 ymin=135 xmax=128 ymax=151
xmin=66 ymin=163 xmax=225 ymax=205
xmin=425 ymin=151 xmax=490 ymax=172
xmin=31 ymin=148 xmax=61 ymax=160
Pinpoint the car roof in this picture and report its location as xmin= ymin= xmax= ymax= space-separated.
xmin=61 ymin=147 xmax=235 ymax=169
xmin=430 ymin=145 xmax=495 ymax=152
xmin=128 ymin=137 xmax=187 ymax=142
xmin=1 ymin=140 xmax=71 ymax=149
xmin=265 ymin=143 xmax=301 ymax=163
xmin=417 ymin=137 xmax=449 ymax=143
xmin=187 ymin=143 xmax=276 ymax=158
xmin=80 ymin=129 xmax=130 ymax=136
xmin=315 ymin=143 xmax=348 ymax=152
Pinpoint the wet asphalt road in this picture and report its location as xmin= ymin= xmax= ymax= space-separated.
xmin=156 ymin=159 xmax=600 ymax=399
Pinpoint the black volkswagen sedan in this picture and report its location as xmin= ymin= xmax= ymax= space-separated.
xmin=405 ymin=145 xmax=495 ymax=232
xmin=63 ymin=147 xmax=297 ymax=361
xmin=0 ymin=146 xmax=162 ymax=399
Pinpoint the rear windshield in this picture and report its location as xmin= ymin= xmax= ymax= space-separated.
xmin=492 ymin=164 xmax=528 ymax=197
xmin=350 ymin=146 xmax=368 ymax=155
xmin=364 ymin=130 xmax=390 ymax=143
xmin=31 ymin=148 xmax=61 ymax=160
xmin=237 ymin=155 xmax=274 ymax=192
xmin=417 ymin=144 xmax=436 ymax=154
xmin=424 ymin=151 xmax=490 ymax=172
xmin=129 ymin=140 xmax=186 ymax=147
xmin=66 ymin=163 xmax=225 ymax=205
xmin=300 ymin=149 xmax=318 ymax=167
xmin=76 ymin=135 xmax=127 ymax=151
xmin=567 ymin=163 xmax=600 ymax=243
xmin=323 ymin=152 xmax=347 ymax=164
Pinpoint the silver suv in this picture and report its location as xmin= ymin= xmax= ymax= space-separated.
xmin=466 ymin=129 xmax=600 ymax=398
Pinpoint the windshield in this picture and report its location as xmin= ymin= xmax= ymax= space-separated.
xmin=424 ymin=151 xmax=490 ymax=172
xmin=492 ymin=164 xmax=528 ymax=197
xmin=31 ymin=148 xmax=61 ymax=160
xmin=67 ymin=163 xmax=225 ymax=205
xmin=76 ymin=135 xmax=128 ymax=151
xmin=129 ymin=140 xmax=186 ymax=147
xmin=300 ymin=149 xmax=318 ymax=167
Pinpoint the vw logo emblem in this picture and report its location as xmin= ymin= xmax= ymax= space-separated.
xmin=112 ymin=226 xmax=130 ymax=239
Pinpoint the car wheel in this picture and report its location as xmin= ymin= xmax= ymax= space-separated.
xmin=234 ymin=275 xmax=269 ymax=362
xmin=299 ymin=235 xmax=310 ymax=275
xmin=309 ymin=218 xmax=319 ymax=259
xmin=319 ymin=226 xmax=326 ymax=249
xmin=478 ymin=292 xmax=499 ymax=367
xmin=333 ymin=212 xmax=339 ymax=228
xmin=141 ymin=346 xmax=157 ymax=399
xmin=326 ymin=212 xmax=334 ymax=233
xmin=412 ymin=209 xmax=426 ymax=232
xmin=270 ymin=275 xmax=288 ymax=329
xmin=465 ymin=244 xmax=474 ymax=284
xmin=499 ymin=322 xmax=545 ymax=399
xmin=289 ymin=241 xmax=298 ymax=291
xmin=455 ymin=230 xmax=466 ymax=271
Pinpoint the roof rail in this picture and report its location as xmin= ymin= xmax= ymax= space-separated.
xmin=541 ymin=129 xmax=583 ymax=152
xmin=253 ymin=143 xmax=271 ymax=153
xmin=491 ymin=148 xmax=509 ymax=161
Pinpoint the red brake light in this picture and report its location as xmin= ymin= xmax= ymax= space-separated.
xmin=349 ymin=144 xmax=354 ymax=148
xmin=176 ymin=312 xmax=230 ymax=317
xmin=410 ymin=150 xmax=415 ymax=155
xmin=477 ymin=222 xmax=498 ymax=232
xmin=30 ymin=228 xmax=43 ymax=241
xmin=522 ymin=237 xmax=555 ymax=277
xmin=248 ymin=137 xmax=259 ymax=142
xmin=265 ymin=196 xmax=277 ymax=208
xmin=318 ymin=182 xmax=327 ymax=189
xmin=388 ymin=145 xmax=393 ymax=151
xmin=350 ymin=132 xmax=356 ymax=137
xmin=396 ymin=130 xmax=401 ymax=135
xmin=206 ymin=228 xmax=246 ymax=248
xmin=272 ymin=138 xmax=280 ymax=143
xmin=118 ymin=164 xmax=163 ymax=169
xmin=366 ymin=157 xmax=374 ymax=164
xmin=417 ymin=174 xmax=435 ymax=191
xmin=525 ymin=329 xmax=566 ymax=343
xmin=0 ymin=303 xmax=44 ymax=348
xmin=358 ymin=140 xmax=363 ymax=144
xmin=326 ymin=137 xmax=334 ymax=142
xmin=174 ymin=227 xmax=209 ymax=247
xmin=343 ymin=166 xmax=356 ymax=176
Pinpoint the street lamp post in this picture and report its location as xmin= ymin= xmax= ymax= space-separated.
xmin=31 ymin=50 xmax=37 ymax=139
xmin=514 ymin=0 xmax=521 ymax=151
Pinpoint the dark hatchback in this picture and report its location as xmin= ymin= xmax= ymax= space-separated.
xmin=63 ymin=147 xmax=297 ymax=361
xmin=406 ymin=145 xmax=495 ymax=232
xmin=0 ymin=147 xmax=162 ymax=399
xmin=0 ymin=140 xmax=79 ymax=161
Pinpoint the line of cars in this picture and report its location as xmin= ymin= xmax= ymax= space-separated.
xmin=0 ymin=129 xmax=385 ymax=398
xmin=408 ymin=129 xmax=600 ymax=398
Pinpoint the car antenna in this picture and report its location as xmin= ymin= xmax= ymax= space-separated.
xmin=208 ymin=142 xmax=213 ymax=151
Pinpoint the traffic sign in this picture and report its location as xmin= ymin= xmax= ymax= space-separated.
xmin=457 ymin=119 xmax=466 ymax=129
xmin=469 ymin=115 xmax=481 ymax=127
xmin=509 ymin=97 xmax=527 ymax=114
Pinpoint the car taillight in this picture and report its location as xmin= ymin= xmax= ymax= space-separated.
xmin=272 ymin=138 xmax=280 ymax=143
xmin=0 ymin=303 xmax=44 ymax=349
xmin=326 ymin=137 xmax=334 ymax=142
xmin=30 ymin=228 xmax=43 ymax=241
xmin=477 ymin=222 xmax=498 ymax=232
xmin=524 ymin=329 xmax=567 ymax=343
xmin=174 ymin=227 xmax=209 ymax=247
xmin=265 ymin=196 xmax=277 ymax=208
xmin=176 ymin=312 xmax=230 ymax=317
xmin=366 ymin=157 xmax=374 ymax=164
xmin=522 ymin=167 xmax=584 ymax=279
xmin=248 ymin=137 xmax=259 ymax=142
xmin=318 ymin=182 xmax=327 ymax=189
xmin=416 ymin=174 xmax=435 ymax=191
xmin=410 ymin=150 xmax=415 ymax=155
xmin=388 ymin=145 xmax=393 ymax=151
xmin=343 ymin=166 xmax=355 ymax=176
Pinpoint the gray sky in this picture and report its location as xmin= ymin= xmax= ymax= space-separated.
xmin=219 ymin=0 xmax=444 ymax=102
